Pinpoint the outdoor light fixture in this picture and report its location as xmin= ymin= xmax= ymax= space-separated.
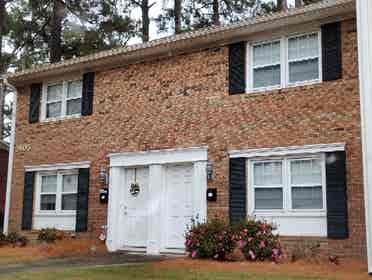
xmin=207 ymin=161 xmax=214 ymax=180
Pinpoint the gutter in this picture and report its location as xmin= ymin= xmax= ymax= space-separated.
xmin=1 ymin=77 xmax=17 ymax=234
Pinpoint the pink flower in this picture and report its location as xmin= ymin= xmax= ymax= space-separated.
xmin=248 ymin=237 xmax=253 ymax=242
xmin=259 ymin=241 xmax=266 ymax=248
xmin=238 ymin=240 xmax=247 ymax=249
xmin=248 ymin=250 xmax=256 ymax=260
xmin=191 ymin=251 xmax=198 ymax=258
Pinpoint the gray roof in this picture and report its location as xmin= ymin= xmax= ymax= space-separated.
xmin=5 ymin=0 xmax=355 ymax=86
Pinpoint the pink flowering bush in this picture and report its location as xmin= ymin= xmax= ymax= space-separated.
xmin=232 ymin=219 xmax=282 ymax=262
xmin=185 ymin=218 xmax=282 ymax=262
xmin=185 ymin=218 xmax=234 ymax=260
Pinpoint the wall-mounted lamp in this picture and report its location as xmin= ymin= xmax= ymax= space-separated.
xmin=207 ymin=161 xmax=214 ymax=181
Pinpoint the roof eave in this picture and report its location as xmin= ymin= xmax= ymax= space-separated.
xmin=7 ymin=0 xmax=355 ymax=87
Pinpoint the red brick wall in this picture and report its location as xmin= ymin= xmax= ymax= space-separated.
xmin=0 ymin=149 xmax=8 ymax=216
xmin=9 ymin=19 xmax=365 ymax=257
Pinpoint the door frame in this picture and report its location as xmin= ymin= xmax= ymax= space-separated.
xmin=106 ymin=146 xmax=208 ymax=254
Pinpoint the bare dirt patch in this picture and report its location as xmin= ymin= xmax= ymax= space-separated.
xmin=153 ymin=257 xmax=370 ymax=280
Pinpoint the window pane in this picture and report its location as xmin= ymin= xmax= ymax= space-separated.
xmin=253 ymin=41 xmax=280 ymax=66
xmin=292 ymin=186 xmax=323 ymax=209
xmin=62 ymin=174 xmax=78 ymax=193
xmin=253 ymin=65 xmax=281 ymax=88
xmin=288 ymin=34 xmax=319 ymax=61
xmin=254 ymin=161 xmax=282 ymax=186
xmin=40 ymin=194 xmax=56 ymax=210
xmin=46 ymin=102 xmax=62 ymax=118
xmin=255 ymin=188 xmax=283 ymax=210
xmin=41 ymin=175 xmax=57 ymax=193
xmin=67 ymin=80 xmax=82 ymax=99
xmin=289 ymin=58 xmax=319 ymax=83
xmin=62 ymin=194 xmax=77 ymax=210
xmin=66 ymin=99 xmax=81 ymax=115
xmin=47 ymin=84 xmax=63 ymax=102
xmin=291 ymin=159 xmax=322 ymax=185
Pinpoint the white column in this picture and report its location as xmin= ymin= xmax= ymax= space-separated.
xmin=106 ymin=166 xmax=123 ymax=252
xmin=193 ymin=161 xmax=208 ymax=223
xmin=357 ymin=0 xmax=372 ymax=273
xmin=147 ymin=164 xmax=163 ymax=255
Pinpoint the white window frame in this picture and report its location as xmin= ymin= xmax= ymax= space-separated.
xmin=247 ymin=31 xmax=322 ymax=93
xmin=248 ymin=153 xmax=327 ymax=217
xmin=35 ymin=169 xmax=78 ymax=216
xmin=41 ymin=79 xmax=82 ymax=122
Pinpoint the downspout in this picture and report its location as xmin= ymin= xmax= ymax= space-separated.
xmin=1 ymin=76 xmax=17 ymax=234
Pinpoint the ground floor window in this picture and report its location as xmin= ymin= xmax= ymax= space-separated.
xmin=250 ymin=154 xmax=326 ymax=213
xmin=36 ymin=170 xmax=78 ymax=214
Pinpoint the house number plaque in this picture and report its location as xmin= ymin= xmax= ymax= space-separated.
xmin=16 ymin=144 xmax=31 ymax=153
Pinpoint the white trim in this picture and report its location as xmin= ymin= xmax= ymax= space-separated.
xmin=357 ymin=0 xmax=372 ymax=273
xmin=25 ymin=161 xmax=91 ymax=172
xmin=108 ymin=146 xmax=208 ymax=167
xmin=2 ymin=78 xmax=17 ymax=234
xmin=229 ymin=143 xmax=345 ymax=159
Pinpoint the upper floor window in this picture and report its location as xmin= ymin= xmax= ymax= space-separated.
xmin=249 ymin=32 xmax=321 ymax=92
xmin=43 ymin=79 xmax=82 ymax=121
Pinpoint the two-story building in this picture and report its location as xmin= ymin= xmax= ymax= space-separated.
xmin=1 ymin=0 xmax=364 ymax=258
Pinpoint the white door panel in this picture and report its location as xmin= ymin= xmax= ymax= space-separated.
xmin=122 ymin=167 xmax=149 ymax=248
xmin=164 ymin=164 xmax=194 ymax=249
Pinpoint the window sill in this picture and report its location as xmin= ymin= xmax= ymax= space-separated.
xmin=40 ymin=114 xmax=81 ymax=124
xmin=252 ymin=210 xmax=326 ymax=218
xmin=246 ymin=80 xmax=322 ymax=95
xmin=34 ymin=212 xmax=76 ymax=217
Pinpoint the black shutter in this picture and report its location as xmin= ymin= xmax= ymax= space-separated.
xmin=29 ymin=83 xmax=42 ymax=123
xmin=326 ymin=151 xmax=348 ymax=239
xmin=82 ymin=72 xmax=95 ymax=116
xmin=322 ymin=22 xmax=342 ymax=81
xmin=22 ymin=172 xmax=35 ymax=230
xmin=229 ymin=158 xmax=247 ymax=224
xmin=76 ymin=168 xmax=90 ymax=232
xmin=229 ymin=42 xmax=246 ymax=95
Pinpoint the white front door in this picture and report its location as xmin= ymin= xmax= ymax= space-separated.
xmin=122 ymin=167 xmax=149 ymax=248
xmin=163 ymin=163 xmax=194 ymax=250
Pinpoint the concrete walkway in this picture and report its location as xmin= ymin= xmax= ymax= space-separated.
xmin=0 ymin=252 xmax=167 ymax=275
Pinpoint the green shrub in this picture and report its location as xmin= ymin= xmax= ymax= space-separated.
xmin=185 ymin=218 xmax=282 ymax=262
xmin=185 ymin=218 xmax=234 ymax=260
xmin=37 ymin=228 xmax=64 ymax=243
xmin=6 ymin=232 xmax=28 ymax=247
xmin=232 ymin=219 xmax=282 ymax=262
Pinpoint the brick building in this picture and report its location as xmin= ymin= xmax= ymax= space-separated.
xmin=3 ymin=0 xmax=364 ymax=257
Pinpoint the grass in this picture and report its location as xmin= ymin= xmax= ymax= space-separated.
xmin=0 ymin=264 xmax=331 ymax=280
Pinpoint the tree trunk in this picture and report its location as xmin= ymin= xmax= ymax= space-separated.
xmin=212 ymin=0 xmax=220 ymax=26
xmin=49 ymin=0 xmax=65 ymax=63
xmin=295 ymin=0 xmax=303 ymax=7
xmin=141 ymin=0 xmax=150 ymax=42
xmin=0 ymin=0 xmax=6 ymax=140
xmin=174 ymin=0 xmax=182 ymax=34
xmin=0 ymin=0 xmax=6 ymax=73
xmin=277 ymin=0 xmax=288 ymax=11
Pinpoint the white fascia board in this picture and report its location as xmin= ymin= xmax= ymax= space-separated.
xmin=24 ymin=161 xmax=91 ymax=172
xmin=108 ymin=146 xmax=208 ymax=167
xmin=229 ymin=143 xmax=345 ymax=158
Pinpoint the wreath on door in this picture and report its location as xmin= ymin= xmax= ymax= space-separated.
xmin=130 ymin=168 xmax=140 ymax=197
